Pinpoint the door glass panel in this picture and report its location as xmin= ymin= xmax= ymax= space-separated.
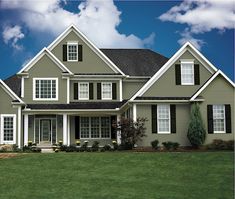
xmin=41 ymin=120 xmax=51 ymax=142
xmin=52 ymin=119 xmax=56 ymax=144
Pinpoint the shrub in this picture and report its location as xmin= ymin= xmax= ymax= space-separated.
xmin=112 ymin=140 xmax=118 ymax=151
xmin=114 ymin=117 xmax=147 ymax=149
xmin=207 ymin=139 xmax=234 ymax=150
xmin=162 ymin=141 xmax=180 ymax=150
xmin=117 ymin=143 xmax=133 ymax=150
xmin=91 ymin=141 xmax=99 ymax=152
xmin=151 ymin=140 xmax=159 ymax=150
xmin=81 ymin=141 xmax=89 ymax=151
xmin=103 ymin=144 xmax=112 ymax=151
xmin=65 ymin=145 xmax=76 ymax=152
xmin=187 ymin=103 xmax=206 ymax=148
xmin=23 ymin=145 xmax=41 ymax=153
xmin=60 ymin=145 xmax=68 ymax=151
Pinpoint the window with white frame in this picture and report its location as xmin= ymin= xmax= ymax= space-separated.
xmin=102 ymin=82 xmax=112 ymax=100
xmin=181 ymin=61 xmax=194 ymax=85
xmin=79 ymin=83 xmax=89 ymax=100
xmin=0 ymin=115 xmax=16 ymax=144
xmin=34 ymin=78 xmax=58 ymax=100
xmin=213 ymin=105 xmax=225 ymax=133
xmin=157 ymin=105 xmax=170 ymax=133
xmin=67 ymin=43 xmax=78 ymax=61
xmin=80 ymin=116 xmax=110 ymax=139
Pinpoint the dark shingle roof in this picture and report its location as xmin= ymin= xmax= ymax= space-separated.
xmin=100 ymin=49 xmax=169 ymax=76
xmin=27 ymin=100 xmax=127 ymax=110
xmin=4 ymin=74 xmax=21 ymax=97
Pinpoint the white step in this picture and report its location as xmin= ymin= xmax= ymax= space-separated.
xmin=41 ymin=148 xmax=54 ymax=153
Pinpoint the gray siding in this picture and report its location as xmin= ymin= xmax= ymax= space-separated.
xmin=123 ymin=81 xmax=146 ymax=99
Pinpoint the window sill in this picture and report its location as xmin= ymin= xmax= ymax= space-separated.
xmin=213 ymin=131 xmax=226 ymax=134
xmin=157 ymin=132 xmax=171 ymax=134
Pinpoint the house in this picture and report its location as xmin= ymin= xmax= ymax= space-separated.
xmin=0 ymin=25 xmax=234 ymax=148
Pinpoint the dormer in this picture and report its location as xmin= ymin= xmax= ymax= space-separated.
xmin=63 ymin=41 xmax=83 ymax=62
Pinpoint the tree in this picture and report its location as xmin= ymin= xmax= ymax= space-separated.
xmin=115 ymin=117 xmax=147 ymax=149
xmin=187 ymin=103 xmax=206 ymax=148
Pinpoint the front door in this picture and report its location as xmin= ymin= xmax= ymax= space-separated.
xmin=40 ymin=119 xmax=51 ymax=142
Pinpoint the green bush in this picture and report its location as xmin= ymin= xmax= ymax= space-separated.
xmin=207 ymin=139 xmax=234 ymax=150
xmin=151 ymin=140 xmax=159 ymax=150
xmin=60 ymin=145 xmax=68 ymax=151
xmin=162 ymin=141 xmax=180 ymax=150
xmin=65 ymin=145 xmax=76 ymax=152
xmin=91 ymin=141 xmax=99 ymax=152
xmin=187 ymin=103 xmax=206 ymax=148
xmin=103 ymin=144 xmax=112 ymax=151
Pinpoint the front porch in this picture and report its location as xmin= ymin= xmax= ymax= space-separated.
xmin=23 ymin=113 xmax=121 ymax=147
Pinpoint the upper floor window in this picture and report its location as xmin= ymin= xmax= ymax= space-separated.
xmin=79 ymin=82 xmax=89 ymax=100
xmin=33 ymin=78 xmax=58 ymax=100
xmin=157 ymin=105 xmax=171 ymax=134
xmin=181 ymin=60 xmax=194 ymax=85
xmin=0 ymin=114 xmax=16 ymax=144
xmin=67 ymin=42 xmax=78 ymax=61
xmin=213 ymin=105 xmax=225 ymax=133
xmin=102 ymin=82 xmax=112 ymax=100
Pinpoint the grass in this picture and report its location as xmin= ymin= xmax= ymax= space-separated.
xmin=0 ymin=152 xmax=233 ymax=199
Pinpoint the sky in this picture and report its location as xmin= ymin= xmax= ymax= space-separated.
xmin=0 ymin=0 xmax=234 ymax=81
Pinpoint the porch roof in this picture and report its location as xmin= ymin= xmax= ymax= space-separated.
xmin=26 ymin=100 xmax=128 ymax=110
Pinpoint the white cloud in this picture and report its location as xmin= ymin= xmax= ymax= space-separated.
xmin=2 ymin=25 xmax=25 ymax=50
xmin=1 ymin=0 xmax=155 ymax=48
xmin=159 ymin=0 xmax=235 ymax=49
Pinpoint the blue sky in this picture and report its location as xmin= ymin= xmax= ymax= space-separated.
xmin=0 ymin=0 xmax=234 ymax=80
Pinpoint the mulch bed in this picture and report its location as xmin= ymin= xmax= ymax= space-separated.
xmin=0 ymin=153 xmax=22 ymax=159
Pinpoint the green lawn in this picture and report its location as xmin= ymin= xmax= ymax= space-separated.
xmin=0 ymin=152 xmax=233 ymax=199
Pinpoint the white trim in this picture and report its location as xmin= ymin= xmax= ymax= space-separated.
xmin=67 ymin=42 xmax=78 ymax=62
xmin=190 ymin=70 xmax=235 ymax=101
xmin=63 ymin=114 xmax=68 ymax=145
xmin=21 ymin=77 xmax=24 ymax=98
xmin=0 ymin=114 xmax=16 ymax=144
xmin=133 ymin=104 xmax=137 ymax=121
xmin=24 ymin=114 xmax=28 ymax=146
xmin=132 ymin=100 xmax=190 ymax=103
xmin=101 ymin=82 xmax=112 ymax=100
xmin=67 ymin=115 xmax=70 ymax=145
xmin=119 ymin=79 xmax=123 ymax=101
xmin=67 ymin=77 xmax=70 ymax=104
xmin=33 ymin=78 xmax=58 ymax=101
xmin=17 ymin=107 xmax=21 ymax=148
xmin=213 ymin=104 xmax=226 ymax=134
xmin=0 ymin=80 xmax=24 ymax=104
xmin=130 ymin=42 xmax=218 ymax=101
xmin=47 ymin=24 xmax=125 ymax=76
xmin=23 ymin=109 xmax=120 ymax=112
xmin=71 ymin=77 xmax=122 ymax=81
xmin=157 ymin=105 xmax=171 ymax=134
xmin=78 ymin=82 xmax=89 ymax=100
xmin=18 ymin=48 xmax=73 ymax=75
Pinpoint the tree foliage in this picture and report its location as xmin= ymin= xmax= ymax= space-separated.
xmin=114 ymin=117 xmax=147 ymax=149
xmin=187 ymin=103 xmax=206 ymax=148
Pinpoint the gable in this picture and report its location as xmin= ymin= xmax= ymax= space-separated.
xmin=140 ymin=50 xmax=212 ymax=97
xmin=50 ymin=27 xmax=124 ymax=75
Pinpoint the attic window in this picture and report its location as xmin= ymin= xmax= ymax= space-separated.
xmin=67 ymin=42 xmax=78 ymax=61
xmin=181 ymin=60 xmax=194 ymax=85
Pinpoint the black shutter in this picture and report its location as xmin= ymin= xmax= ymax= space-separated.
xmin=175 ymin=64 xmax=181 ymax=85
xmin=75 ymin=116 xmax=80 ymax=139
xmin=225 ymin=104 xmax=231 ymax=133
xmin=63 ymin=45 xmax=67 ymax=61
xmin=170 ymin=105 xmax=176 ymax=134
xmin=207 ymin=105 xmax=213 ymax=134
xmin=74 ymin=83 xmax=78 ymax=100
xmin=152 ymin=105 xmax=157 ymax=133
xmin=89 ymin=83 xmax=93 ymax=100
xmin=112 ymin=83 xmax=117 ymax=100
xmin=97 ymin=83 xmax=101 ymax=100
xmin=111 ymin=116 xmax=117 ymax=139
xmin=194 ymin=64 xmax=200 ymax=85
xmin=78 ymin=45 xmax=83 ymax=61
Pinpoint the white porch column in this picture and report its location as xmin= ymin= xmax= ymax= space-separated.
xmin=17 ymin=107 xmax=21 ymax=148
xmin=133 ymin=104 xmax=137 ymax=121
xmin=24 ymin=114 xmax=28 ymax=146
xmin=67 ymin=115 xmax=70 ymax=146
xmin=63 ymin=114 xmax=68 ymax=145
xmin=66 ymin=77 xmax=70 ymax=104
xmin=117 ymin=114 xmax=121 ymax=145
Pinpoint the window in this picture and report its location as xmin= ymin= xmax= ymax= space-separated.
xmin=213 ymin=105 xmax=225 ymax=133
xmin=80 ymin=116 xmax=110 ymax=139
xmin=79 ymin=83 xmax=89 ymax=100
xmin=157 ymin=105 xmax=170 ymax=133
xmin=102 ymin=82 xmax=112 ymax=100
xmin=181 ymin=61 xmax=194 ymax=85
xmin=0 ymin=115 xmax=16 ymax=144
xmin=33 ymin=78 xmax=58 ymax=100
xmin=67 ymin=42 xmax=78 ymax=61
